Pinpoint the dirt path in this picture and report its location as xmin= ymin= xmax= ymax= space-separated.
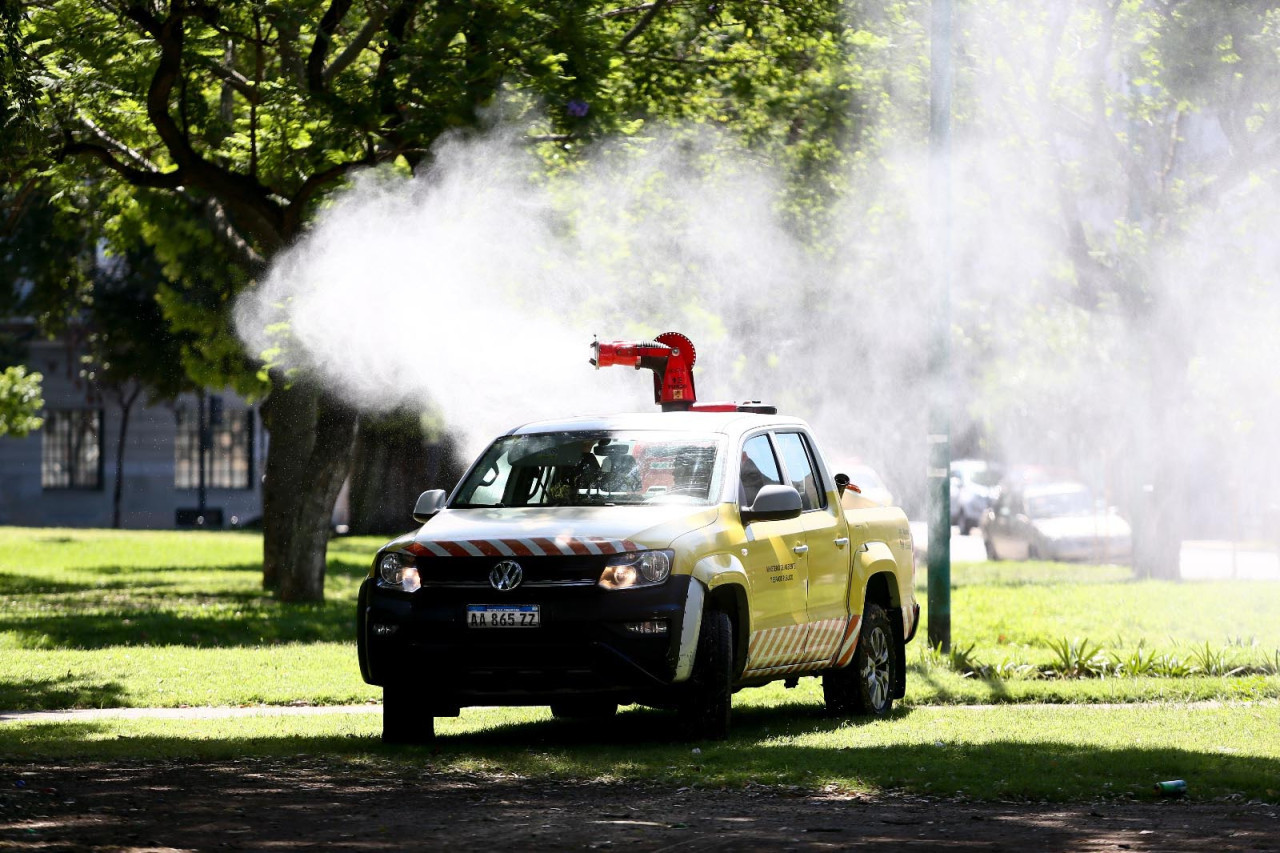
xmin=3 ymin=758 xmax=1277 ymax=852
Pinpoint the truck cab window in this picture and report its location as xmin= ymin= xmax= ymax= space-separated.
xmin=739 ymin=435 xmax=783 ymax=506
xmin=775 ymin=432 xmax=823 ymax=511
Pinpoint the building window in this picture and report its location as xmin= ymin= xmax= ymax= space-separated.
xmin=174 ymin=400 xmax=255 ymax=490
xmin=41 ymin=410 xmax=104 ymax=489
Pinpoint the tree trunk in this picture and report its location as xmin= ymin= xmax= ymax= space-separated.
xmin=278 ymin=390 xmax=359 ymax=602
xmin=111 ymin=385 xmax=142 ymax=529
xmin=348 ymin=412 xmax=463 ymax=535
xmin=259 ymin=380 xmax=318 ymax=591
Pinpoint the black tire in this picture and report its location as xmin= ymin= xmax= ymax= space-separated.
xmin=382 ymin=684 xmax=435 ymax=744
xmin=825 ymin=602 xmax=896 ymax=717
xmin=821 ymin=656 xmax=859 ymax=716
xmin=676 ymin=609 xmax=733 ymax=740
xmin=550 ymin=699 xmax=618 ymax=720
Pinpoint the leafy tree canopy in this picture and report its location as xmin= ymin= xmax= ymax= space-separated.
xmin=0 ymin=364 xmax=42 ymax=437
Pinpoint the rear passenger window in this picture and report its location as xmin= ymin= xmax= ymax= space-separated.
xmin=739 ymin=435 xmax=783 ymax=506
xmin=775 ymin=432 xmax=824 ymax=511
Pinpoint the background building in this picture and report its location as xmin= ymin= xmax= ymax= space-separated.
xmin=0 ymin=332 xmax=265 ymax=528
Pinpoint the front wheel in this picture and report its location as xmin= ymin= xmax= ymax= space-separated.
xmin=676 ymin=608 xmax=733 ymax=740
xmin=383 ymin=684 xmax=435 ymax=744
xmin=823 ymin=603 xmax=897 ymax=717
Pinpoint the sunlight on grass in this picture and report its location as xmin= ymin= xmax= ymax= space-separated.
xmin=3 ymin=528 xmax=1280 ymax=711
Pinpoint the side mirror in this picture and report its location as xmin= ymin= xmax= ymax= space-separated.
xmin=741 ymin=484 xmax=803 ymax=524
xmin=412 ymin=489 xmax=448 ymax=524
xmin=834 ymin=472 xmax=850 ymax=496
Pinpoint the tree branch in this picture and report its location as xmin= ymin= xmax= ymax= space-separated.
xmin=199 ymin=197 xmax=266 ymax=269
xmin=59 ymin=138 xmax=185 ymax=189
xmin=307 ymin=0 xmax=354 ymax=92
xmin=619 ymin=49 xmax=752 ymax=66
xmin=603 ymin=3 xmax=659 ymax=19
xmin=1 ymin=177 xmax=44 ymax=236
xmin=285 ymin=147 xmax=408 ymax=232
xmin=121 ymin=0 xmax=288 ymax=245
xmin=199 ymin=56 xmax=260 ymax=104
xmin=616 ymin=0 xmax=670 ymax=50
xmin=323 ymin=6 xmax=391 ymax=83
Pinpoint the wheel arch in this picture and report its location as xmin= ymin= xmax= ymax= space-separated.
xmin=706 ymin=581 xmax=750 ymax=679
xmin=692 ymin=554 xmax=751 ymax=679
xmin=862 ymin=570 xmax=907 ymax=701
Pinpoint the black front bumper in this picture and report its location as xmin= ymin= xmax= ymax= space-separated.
xmin=357 ymin=575 xmax=693 ymax=708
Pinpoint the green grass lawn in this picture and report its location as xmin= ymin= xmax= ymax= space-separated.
xmin=4 ymin=528 xmax=1279 ymax=803
xmin=1 ymin=528 xmax=1278 ymax=711
xmin=919 ymin=560 xmax=1280 ymax=672
xmin=5 ymin=700 xmax=1278 ymax=803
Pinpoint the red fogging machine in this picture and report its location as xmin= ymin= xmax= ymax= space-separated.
xmin=590 ymin=331 xmax=776 ymax=414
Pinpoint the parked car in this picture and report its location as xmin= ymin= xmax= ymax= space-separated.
xmin=950 ymin=459 xmax=1001 ymax=535
xmin=981 ymin=481 xmax=1132 ymax=563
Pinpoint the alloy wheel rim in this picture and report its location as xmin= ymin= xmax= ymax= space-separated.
xmin=861 ymin=626 xmax=891 ymax=710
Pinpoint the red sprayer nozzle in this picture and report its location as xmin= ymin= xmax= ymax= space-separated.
xmin=590 ymin=331 xmax=698 ymax=411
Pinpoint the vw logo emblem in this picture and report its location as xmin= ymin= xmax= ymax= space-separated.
xmin=489 ymin=560 xmax=524 ymax=591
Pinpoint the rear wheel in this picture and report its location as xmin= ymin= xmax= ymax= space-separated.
xmin=676 ymin=609 xmax=733 ymax=740
xmin=382 ymin=684 xmax=435 ymax=744
xmin=825 ymin=603 xmax=896 ymax=717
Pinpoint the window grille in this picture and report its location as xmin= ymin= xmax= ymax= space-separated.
xmin=174 ymin=403 xmax=255 ymax=490
xmin=41 ymin=410 xmax=104 ymax=490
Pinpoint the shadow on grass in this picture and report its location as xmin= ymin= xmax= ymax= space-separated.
xmin=0 ymin=572 xmax=144 ymax=596
xmin=0 ymin=677 xmax=129 ymax=712
xmin=908 ymin=664 xmax=1013 ymax=703
xmin=2 ymin=706 xmax=1277 ymax=804
xmin=0 ymin=558 xmax=370 ymax=648
xmin=0 ymin=606 xmax=358 ymax=649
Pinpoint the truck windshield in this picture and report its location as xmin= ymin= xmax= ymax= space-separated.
xmin=453 ymin=431 xmax=725 ymax=508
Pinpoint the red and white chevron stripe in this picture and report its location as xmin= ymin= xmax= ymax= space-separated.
xmin=805 ymin=618 xmax=848 ymax=662
xmin=745 ymin=622 xmax=808 ymax=671
xmin=832 ymin=615 xmax=863 ymax=668
xmin=405 ymin=536 xmax=640 ymax=558
xmin=742 ymin=615 xmax=863 ymax=676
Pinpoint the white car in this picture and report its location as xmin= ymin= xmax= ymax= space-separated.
xmin=981 ymin=481 xmax=1132 ymax=563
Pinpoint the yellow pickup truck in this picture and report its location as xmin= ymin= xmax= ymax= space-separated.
xmin=358 ymin=409 xmax=919 ymax=742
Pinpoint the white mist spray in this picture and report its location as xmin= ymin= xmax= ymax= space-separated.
xmin=235 ymin=2 xmax=1280 ymax=552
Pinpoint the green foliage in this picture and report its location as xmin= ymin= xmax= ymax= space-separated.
xmin=1046 ymin=637 xmax=1110 ymax=678
xmin=0 ymin=363 xmax=42 ymax=436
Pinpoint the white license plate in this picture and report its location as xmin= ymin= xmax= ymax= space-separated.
xmin=466 ymin=605 xmax=540 ymax=628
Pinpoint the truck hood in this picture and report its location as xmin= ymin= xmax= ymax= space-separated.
xmin=401 ymin=504 xmax=721 ymax=556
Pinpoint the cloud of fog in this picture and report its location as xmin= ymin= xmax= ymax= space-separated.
xmin=236 ymin=1 xmax=1280 ymax=546
xmin=236 ymin=124 xmax=934 ymax=479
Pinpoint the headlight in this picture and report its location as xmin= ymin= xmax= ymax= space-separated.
xmin=377 ymin=552 xmax=421 ymax=592
xmin=598 ymin=550 xmax=672 ymax=590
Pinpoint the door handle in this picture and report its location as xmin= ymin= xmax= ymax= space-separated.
xmin=792 ymin=544 xmax=809 ymax=555
xmin=834 ymin=537 xmax=850 ymax=548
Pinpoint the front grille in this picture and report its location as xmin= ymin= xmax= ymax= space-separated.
xmin=411 ymin=553 xmax=607 ymax=589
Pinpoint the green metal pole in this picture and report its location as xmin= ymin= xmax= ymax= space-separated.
xmin=927 ymin=0 xmax=953 ymax=652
